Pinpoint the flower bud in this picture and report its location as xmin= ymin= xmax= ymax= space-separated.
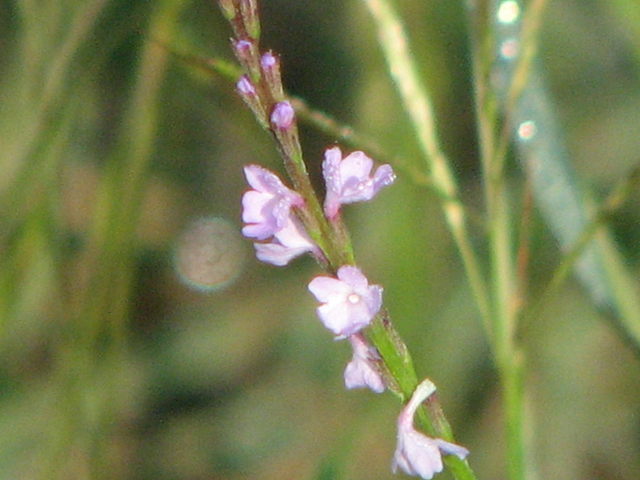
xmin=236 ymin=75 xmax=268 ymax=128
xmin=270 ymin=101 xmax=295 ymax=130
xmin=261 ymin=51 xmax=284 ymax=101
xmin=232 ymin=38 xmax=261 ymax=79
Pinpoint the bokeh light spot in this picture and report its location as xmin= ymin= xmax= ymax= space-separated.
xmin=517 ymin=120 xmax=537 ymax=141
xmin=500 ymin=39 xmax=519 ymax=60
xmin=497 ymin=1 xmax=520 ymax=24
xmin=174 ymin=217 xmax=245 ymax=292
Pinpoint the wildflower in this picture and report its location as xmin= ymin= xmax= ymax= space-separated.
xmin=308 ymin=265 xmax=382 ymax=338
xmin=254 ymin=217 xmax=317 ymax=266
xmin=241 ymin=165 xmax=303 ymax=240
xmin=343 ymin=333 xmax=385 ymax=393
xmin=322 ymin=146 xmax=396 ymax=218
xmin=392 ymin=380 xmax=469 ymax=479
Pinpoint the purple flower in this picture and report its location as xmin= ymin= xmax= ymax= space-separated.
xmin=344 ymin=333 xmax=385 ymax=393
xmin=392 ymin=380 xmax=469 ymax=479
xmin=241 ymin=165 xmax=303 ymax=240
xmin=308 ymin=265 xmax=382 ymax=338
xmin=254 ymin=218 xmax=317 ymax=266
xmin=322 ymin=146 xmax=396 ymax=218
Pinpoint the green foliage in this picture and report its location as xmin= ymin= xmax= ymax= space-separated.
xmin=1 ymin=0 xmax=640 ymax=479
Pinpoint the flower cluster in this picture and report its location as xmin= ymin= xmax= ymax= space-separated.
xmin=224 ymin=1 xmax=469 ymax=477
xmin=241 ymin=147 xmax=394 ymax=267
xmin=241 ymin=149 xmax=393 ymax=391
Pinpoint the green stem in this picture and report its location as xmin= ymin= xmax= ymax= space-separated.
xmin=361 ymin=0 xmax=492 ymax=340
xmin=467 ymin=0 xmax=528 ymax=477
xmin=490 ymin=178 xmax=525 ymax=480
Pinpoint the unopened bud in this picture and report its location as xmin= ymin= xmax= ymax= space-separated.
xmin=261 ymin=51 xmax=284 ymax=101
xmin=232 ymin=38 xmax=261 ymax=79
xmin=237 ymin=75 xmax=268 ymax=129
xmin=270 ymin=101 xmax=295 ymax=130
xmin=237 ymin=74 xmax=257 ymax=97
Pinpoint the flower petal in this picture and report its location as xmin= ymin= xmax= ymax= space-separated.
xmin=254 ymin=219 xmax=316 ymax=266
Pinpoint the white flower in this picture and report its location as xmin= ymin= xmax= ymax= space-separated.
xmin=392 ymin=380 xmax=469 ymax=479
xmin=308 ymin=265 xmax=382 ymax=338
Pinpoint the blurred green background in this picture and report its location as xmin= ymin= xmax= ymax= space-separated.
xmin=1 ymin=0 xmax=640 ymax=479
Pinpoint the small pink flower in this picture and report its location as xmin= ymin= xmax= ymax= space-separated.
xmin=344 ymin=333 xmax=385 ymax=393
xmin=308 ymin=265 xmax=382 ymax=338
xmin=322 ymin=146 xmax=396 ymax=218
xmin=241 ymin=165 xmax=303 ymax=240
xmin=254 ymin=218 xmax=317 ymax=266
xmin=392 ymin=380 xmax=469 ymax=479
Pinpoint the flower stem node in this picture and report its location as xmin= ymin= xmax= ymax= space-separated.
xmin=322 ymin=146 xmax=396 ymax=218
xmin=308 ymin=265 xmax=383 ymax=338
xmin=393 ymin=380 xmax=470 ymax=479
